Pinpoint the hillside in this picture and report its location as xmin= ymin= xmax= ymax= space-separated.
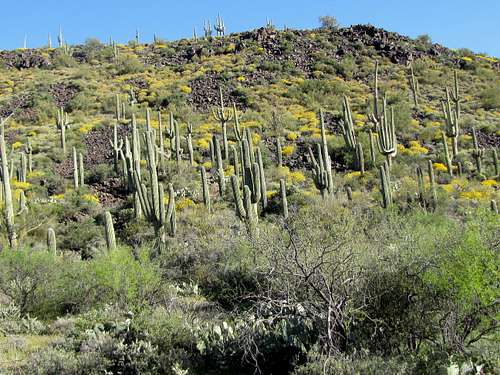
xmin=0 ymin=24 xmax=499 ymax=374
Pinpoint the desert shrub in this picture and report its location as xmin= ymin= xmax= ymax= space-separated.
xmin=479 ymin=86 xmax=500 ymax=110
xmin=115 ymin=54 xmax=145 ymax=75
xmin=0 ymin=247 xmax=162 ymax=318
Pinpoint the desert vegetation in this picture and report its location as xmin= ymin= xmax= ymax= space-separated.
xmin=0 ymin=17 xmax=498 ymax=374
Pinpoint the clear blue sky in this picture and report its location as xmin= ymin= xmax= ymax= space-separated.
xmin=2 ymin=0 xmax=499 ymax=56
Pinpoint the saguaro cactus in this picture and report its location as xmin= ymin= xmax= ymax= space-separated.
xmin=47 ymin=228 xmax=57 ymax=254
xmin=492 ymin=148 xmax=499 ymax=177
xmin=276 ymin=138 xmax=283 ymax=167
xmin=376 ymin=100 xmax=398 ymax=167
xmin=56 ymin=107 xmax=70 ymax=153
xmin=104 ymin=211 xmax=116 ymax=251
xmin=215 ymin=13 xmax=226 ymax=37
xmin=72 ymin=147 xmax=79 ymax=189
xmin=471 ymin=127 xmax=484 ymax=175
xmin=230 ymin=175 xmax=257 ymax=234
xmin=379 ymin=161 xmax=392 ymax=208
xmin=1 ymin=123 xmax=18 ymax=248
xmin=280 ymin=178 xmax=288 ymax=219
xmin=200 ymin=166 xmax=211 ymax=212
xmin=339 ymin=95 xmax=357 ymax=150
xmin=186 ymin=122 xmax=194 ymax=166
xmin=441 ymin=132 xmax=454 ymax=177
xmin=78 ymin=153 xmax=85 ymax=187
xmin=212 ymin=87 xmax=233 ymax=160
xmin=441 ymin=71 xmax=460 ymax=158
xmin=213 ymin=136 xmax=226 ymax=197
xmin=109 ymin=123 xmax=123 ymax=173
xmin=427 ymin=160 xmax=437 ymax=210
xmin=408 ymin=63 xmax=419 ymax=109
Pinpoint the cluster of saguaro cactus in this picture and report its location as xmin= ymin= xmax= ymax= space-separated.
xmin=310 ymin=110 xmax=334 ymax=197
xmin=56 ymin=107 xmax=70 ymax=153
xmin=215 ymin=14 xmax=226 ymax=37
xmin=229 ymin=128 xmax=269 ymax=232
xmin=442 ymin=71 xmax=460 ymax=158
xmin=131 ymin=130 xmax=176 ymax=248
xmin=339 ymin=95 xmax=364 ymax=173
xmin=204 ymin=20 xmax=213 ymax=38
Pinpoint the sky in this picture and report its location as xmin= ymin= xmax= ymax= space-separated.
xmin=1 ymin=0 xmax=499 ymax=56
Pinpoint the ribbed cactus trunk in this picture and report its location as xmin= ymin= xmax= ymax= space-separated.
xmin=0 ymin=128 xmax=17 ymax=248
xmin=379 ymin=161 xmax=392 ymax=209
xmin=427 ymin=160 xmax=437 ymax=210
xmin=201 ymin=166 xmax=211 ymax=212
xmin=104 ymin=211 xmax=116 ymax=251
xmin=72 ymin=147 xmax=79 ymax=189
xmin=280 ymin=178 xmax=288 ymax=219
xmin=47 ymin=228 xmax=57 ymax=254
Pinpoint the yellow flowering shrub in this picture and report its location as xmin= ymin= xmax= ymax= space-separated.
xmin=197 ymin=138 xmax=210 ymax=150
xmin=82 ymin=194 xmax=100 ymax=204
xmin=481 ymin=180 xmax=498 ymax=187
xmin=282 ymin=145 xmax=295 ymax=157
xmin=345 ymin=171 xmax=362 ymax=180
xmin=202 ymin=161 xmax=212 ymax=169
xmin=11 ymin=180 xmax=32 ymax=190
xmin=288 ymin=171 xmax=306 ymax=184
xmin=400 ymin=141 xmax=429 ymax=156
xmin=460 ymin=191 xmax=490 ymax=200
xmin=180 ymin=85 xmax=192 ymax=94
xmin=287 ymin=132 xmax=299 ymax=141
xmin=266 ymin=190 xmax=278 ymax=199
xmin=176 ymin=198 xmax=196 ymax=211
xmin=12 ymin=141 xmax=23 ymax=149
xmin=433 ymin=163 xmax=448 ymax=172
xmin=440 ymin=184 xmax=454 ymax=193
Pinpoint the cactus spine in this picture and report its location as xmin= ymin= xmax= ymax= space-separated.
xmin=47 ymin=228 xmax=57 ymax=254
xmin=104 ymin=211 xmax=116 ymax=251
xmin=212 ymin=87 xmax=233 ymax=160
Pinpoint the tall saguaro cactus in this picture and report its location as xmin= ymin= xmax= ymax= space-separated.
xmin=212 ymin=87 xmax=234 ymax=160
xmin=471 ymin=127 xmax=484 ymax=175
xmin=1 ymin=123 xmax=17 ymax=248
xmin=47 ymin=228 xmax=57 ymax=254
xmin=408 ymin=63 xmax=419 ymax=109
xmin=441 ymin=70 xmax=461 ymax=158
xmin=376 ymin=100 xmax=398 ymax=167
xmin=56 ymin=107 xmax=70 ymax=153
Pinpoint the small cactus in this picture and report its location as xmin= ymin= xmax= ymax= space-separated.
xmin=201 ymin=166 xmax=211 ymax=212
xmin=379 ymin=161 xmax=392 ymax=208
xmin=280 ymin=178 xmax=288 ymax=219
